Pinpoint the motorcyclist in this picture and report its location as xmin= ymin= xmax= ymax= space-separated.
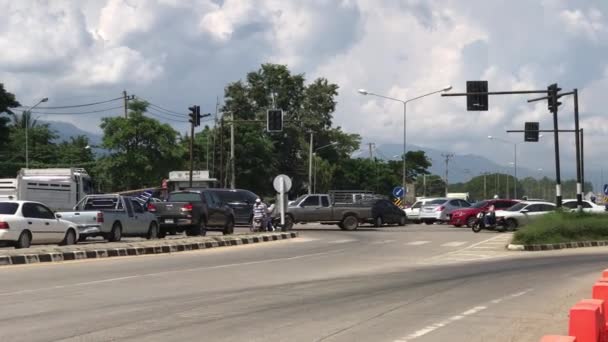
xmin=253 ymin=198 xmax=268 ymax=231
xmin=484 ymin=203 xmax=496 ymax=226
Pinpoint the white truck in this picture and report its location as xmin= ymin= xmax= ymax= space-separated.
xmin=0 ymin=168 xmax=93 ymax=210
xmin=58 ymin=194 xmax=159 ymax=242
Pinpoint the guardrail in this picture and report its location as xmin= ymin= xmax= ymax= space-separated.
xmin=540 ymin=269 xmax=608 ymax=341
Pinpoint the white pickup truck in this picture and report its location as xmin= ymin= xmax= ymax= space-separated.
xmin=58 ymin=194 xmax=159 ymax=242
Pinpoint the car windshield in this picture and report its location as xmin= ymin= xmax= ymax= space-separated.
xmin=472 ymin=201 xmax=489 ymax=208
xmin=291 ymin=195 xmax=308 ymax=206
xmin=506 ymin=203 xmax=527 ymax=211
xmin=214 ymin=191 xmax=244 ymax=203
xmin=0 ymin=202 xmax=19 ymax=215
xmin=427 ymin=199 xmax=448 ymax=205
xmin=168 ymin=192 xmax=202 ymax=202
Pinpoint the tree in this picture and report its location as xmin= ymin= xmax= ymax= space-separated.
xmin=0 ymin=84 xmax=20 ymax=160
xmin=54 ymin=135 xmax=95 ymax=167
xmin=95 ymin=100 xmax=185 ymax=191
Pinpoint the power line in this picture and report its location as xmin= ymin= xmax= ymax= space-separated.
xmin=18 ymin=96 xmax=123 ymax=110
xmin=27 ymin=105 xmax=124 ymax=115
xmin=135 ymin=96 xmax=187 ymax=116
xmin=146 ymin=111 xmax=188 ymax=123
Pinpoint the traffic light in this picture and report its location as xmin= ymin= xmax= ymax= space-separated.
xmin=188 ymin=105 xmax=201 ymax=127
xmin=547 ymin=83 xmax=562 ymax=113
xmin=524 ymin=122 xmax=539 ymax=142
xmin=466 ymin=80 xmax=488 ymax=111
xmin=267 ymin=109 xmax=283 ymax=132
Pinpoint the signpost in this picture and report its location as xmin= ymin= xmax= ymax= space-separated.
xmin=392 ymin=186 xmax=405 ymax=199
xmin=273 ymin=174 xmax=292 ymax=227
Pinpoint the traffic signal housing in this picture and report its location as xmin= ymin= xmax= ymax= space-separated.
xmin=466 ymin=80 xmax=488 ymax=111
xmin=267 ymin=109 xmax=283 ymax=132
xmin=547 ymin=83 xmax=562 ymax=113
xmin=524 ymin=122 xmax=539 ymax=142
xmin=188 ymin=105 xmax=201 ymax=127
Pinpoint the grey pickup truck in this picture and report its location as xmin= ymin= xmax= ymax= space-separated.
xmin=281 ymin=193 xmax=376 ymax=231
xmin=150 ymin=190 xmax=236 ymax=237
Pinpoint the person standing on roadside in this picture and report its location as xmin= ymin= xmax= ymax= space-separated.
xmin=253 ymin=198 xmax=268 ymax=231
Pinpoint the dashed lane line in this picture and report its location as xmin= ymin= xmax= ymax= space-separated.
xmin=406 ymin=241 xmax=431 ymax=246
xmin=440 ymin=241 xmax=467 ymax=247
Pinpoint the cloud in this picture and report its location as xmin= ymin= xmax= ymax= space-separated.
xmin=1 ymin=0 xmax=608 ymax=179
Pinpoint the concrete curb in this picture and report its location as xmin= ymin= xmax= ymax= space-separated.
xmin=507 ymin=240 xmax=608 ymax=251
xmin=0 ymin=232 xmax=299 ymax=266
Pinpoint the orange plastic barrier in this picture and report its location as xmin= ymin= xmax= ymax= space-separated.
xmin=569 ymin=300 xmax=604 ymax=342
xmin=602 ymin=269 xmax=608 ymax=278
xmin=539 ymin=336 xmax=576 ymax=341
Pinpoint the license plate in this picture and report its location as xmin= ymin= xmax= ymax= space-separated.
xmin=165 ymin=219 xmax=174 ymax=224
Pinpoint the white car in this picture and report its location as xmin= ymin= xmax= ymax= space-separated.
xmin=0 ymin=201 xmax=79 ymax=249
xmin=562 ymin=199 xmax=606 ymax=213
xmin=404 ymin=198 xmax=440 ymax=223
xmin=495 ymin=201 xmax=556 ymax=230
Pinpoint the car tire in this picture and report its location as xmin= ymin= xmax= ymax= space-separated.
xmin=15 ymin=231 xmax=31 ymax=249
xmin=466 ymin=216 xmax=477 ymax=228
xmin=147 ymin=222 xmax=159 ymax=240
xmin=341 ymin=215 xmax=359 ymax=231
xmin=398 ymin=216 xmax=406 ymax=226
xmin=223 ymin=218 xmax=235 ymax=235
xmin=374 ymin=216 xmax=383 ymax=228
xmin=60 ymin=229 xmax=77 ymax=246
xmin=283 ymin=215 xmax=294 ymax=231
xmin=108 ymin=223 xmax=122 ymax=242
xmin=505 ymin=218 xmax=518 ymax=231
xmin=424 ymin=221 xmax=433 ymax=225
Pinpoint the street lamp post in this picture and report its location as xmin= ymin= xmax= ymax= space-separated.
xmin=312 ymin=142 xmax=338 ymax=194
xmin=25 ymin=97 xmax=49 ymax=169
xmin=358 ymin=86 xmax=451 ymax=202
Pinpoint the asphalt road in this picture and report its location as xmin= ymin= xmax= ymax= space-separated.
xmin=0 ymin=223 xmax=606 ymax=342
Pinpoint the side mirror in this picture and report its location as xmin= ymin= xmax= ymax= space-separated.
xmin=520 ymin=209 xmax=529 ymax=213
xmin=55 ymin=213 xmax=62 ymax=219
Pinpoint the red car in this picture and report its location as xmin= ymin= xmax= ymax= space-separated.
xmin=449 ymin=199 xmax=519 ymax=227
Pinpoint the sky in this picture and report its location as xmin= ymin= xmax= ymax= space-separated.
xmin=2 ymin=0 xmax=608 ymax=186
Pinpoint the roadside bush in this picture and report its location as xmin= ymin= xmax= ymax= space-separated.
xmin=512 ymin=211 xmax=608 ymax=245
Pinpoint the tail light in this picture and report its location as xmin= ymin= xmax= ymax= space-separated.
xmin=96 ymin=212 xmax=104 ymax=223
xmin=181 ymin=203 xmax=193 ymax=212
xmin=436 ymin=206 xmax=445 ymax=212
xmin=0 ymin=222 xmax=9 ymax=229
xmin=147 ymin=203 xmax=157 ymax=212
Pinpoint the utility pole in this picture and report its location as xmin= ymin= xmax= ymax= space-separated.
xmin=212 ymin=96 xmax=219 ymax=178
xmin=123 ymin=90 xmax=129 ymax=118
xmin=230 ymin=112 xmax=235 ymax=190
xmin=423 ymin=174 xmax=427 ymax=197
xmin=367 ymin=142 xmax=375 ymax=159
xmin=580 ymin=128 xmax=585 ymax=194
xmin=189 ymin=118 xmax=195 ymax=187
xmin=483 ymin=173 xmax=487 ymax=199
xmin=219 ymin=115 xmax=224 ymax=188
xmin=442 ymin=153 xmax=454 ymax=196
xmin=308 ymin=132 xmax=314 ymax=194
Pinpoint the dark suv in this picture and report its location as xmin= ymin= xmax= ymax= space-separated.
xmin=207 ymin=189 xmax=259 ymax=225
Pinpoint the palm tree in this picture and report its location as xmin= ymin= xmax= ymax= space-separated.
xmin=9 ymin=110 xmax=40 ymax=130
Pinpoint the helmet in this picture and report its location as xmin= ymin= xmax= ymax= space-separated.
xmin=493 ymin=194 xmax=499 ymax=199
xmin=255 ymin=198 xmax=261 ymax=203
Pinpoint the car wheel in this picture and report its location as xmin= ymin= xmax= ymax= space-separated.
xmin=505 ymin=218 xmax=518 ymax=231
xmin=108 ymin=223 xmax=122 ymax=242
xmin=466 ymin=216 xmax=477 ymax=228
xmin=283 ymin=215 xmax=294 ymax=231
xmin=398 ymin=216 xmax=406 ymax=226
xmin=223 ymin=218 xmax=235 ymax=235
xmin=147 ymin=222 xmax=159 ymax=240
xmin=15 ymin=231 xmax=31 ymax=249
xmin=424 ymin=221 xmax=433 ymax=225
xmin=341 ymin=215 xmax=359 ymax=231
xmin=60 ymin=229 xmax=77 ymax=246
xmin=374 ymin=216 xmax=383 ymax=228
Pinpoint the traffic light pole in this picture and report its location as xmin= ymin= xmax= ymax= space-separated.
xmin=551 ymin=98 xmax=563 ymax=208
xmin=573 ymin=89 xmax=582 ymax=211
xmin=189 ymin=116 xmax=195 ymax=188
xmin=230 ymin=112 xmax=235 ymax=190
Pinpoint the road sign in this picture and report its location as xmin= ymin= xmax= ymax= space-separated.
xmin=273 ymin=174 xmax=292 ymax=194
xmin=393 ymin=186 xmax=405 ymax=198
xmin=604 ymin=184 xmax=608 ymax=196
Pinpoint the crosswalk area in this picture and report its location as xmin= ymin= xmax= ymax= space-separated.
xmin=418 ymin=233 xmax=518 ymax=265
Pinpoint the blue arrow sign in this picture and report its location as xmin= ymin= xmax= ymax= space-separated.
xmin=604 ymin=184 xmax=608 ymax=196
xmin=393 ymin=186 xmax=405 ymax=198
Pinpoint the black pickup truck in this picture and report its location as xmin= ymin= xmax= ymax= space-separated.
xmin=150 ymin=190 xmax=236 ymax=237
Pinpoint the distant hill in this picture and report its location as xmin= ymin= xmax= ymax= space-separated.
xmin=374 ymin=143 xmax=548 ymax=183
xmin=42 ymin=120 xmax=103 ymax=145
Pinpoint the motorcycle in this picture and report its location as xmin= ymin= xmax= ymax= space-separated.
xmin=251 ymin=217 xmax=264 ymax=232
xmin=471 ymin=211 xmax=505 ymax=233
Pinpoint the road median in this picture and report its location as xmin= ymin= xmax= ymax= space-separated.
xmin=0 ymin=232 xmax=298 ymax=266
xmin=509 ymin=211 xmax=608 ymax=251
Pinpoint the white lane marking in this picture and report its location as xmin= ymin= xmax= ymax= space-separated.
xmin=0 ymin=249 xmax=345 ymax=297
xmin=372 ymin=240 xmax=396 ymax=245
xmin=394 ymin=288 xmax=533 ymax=342
xmin=407 ymin=241 xmax=431 ymax=246
xmin=435 ymin=234 xmax=510 ymax=257
xmin=440 ymin=241 xmax=467 ymax=247
xmin=328 ymin=239 xmax=357 ymax=244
